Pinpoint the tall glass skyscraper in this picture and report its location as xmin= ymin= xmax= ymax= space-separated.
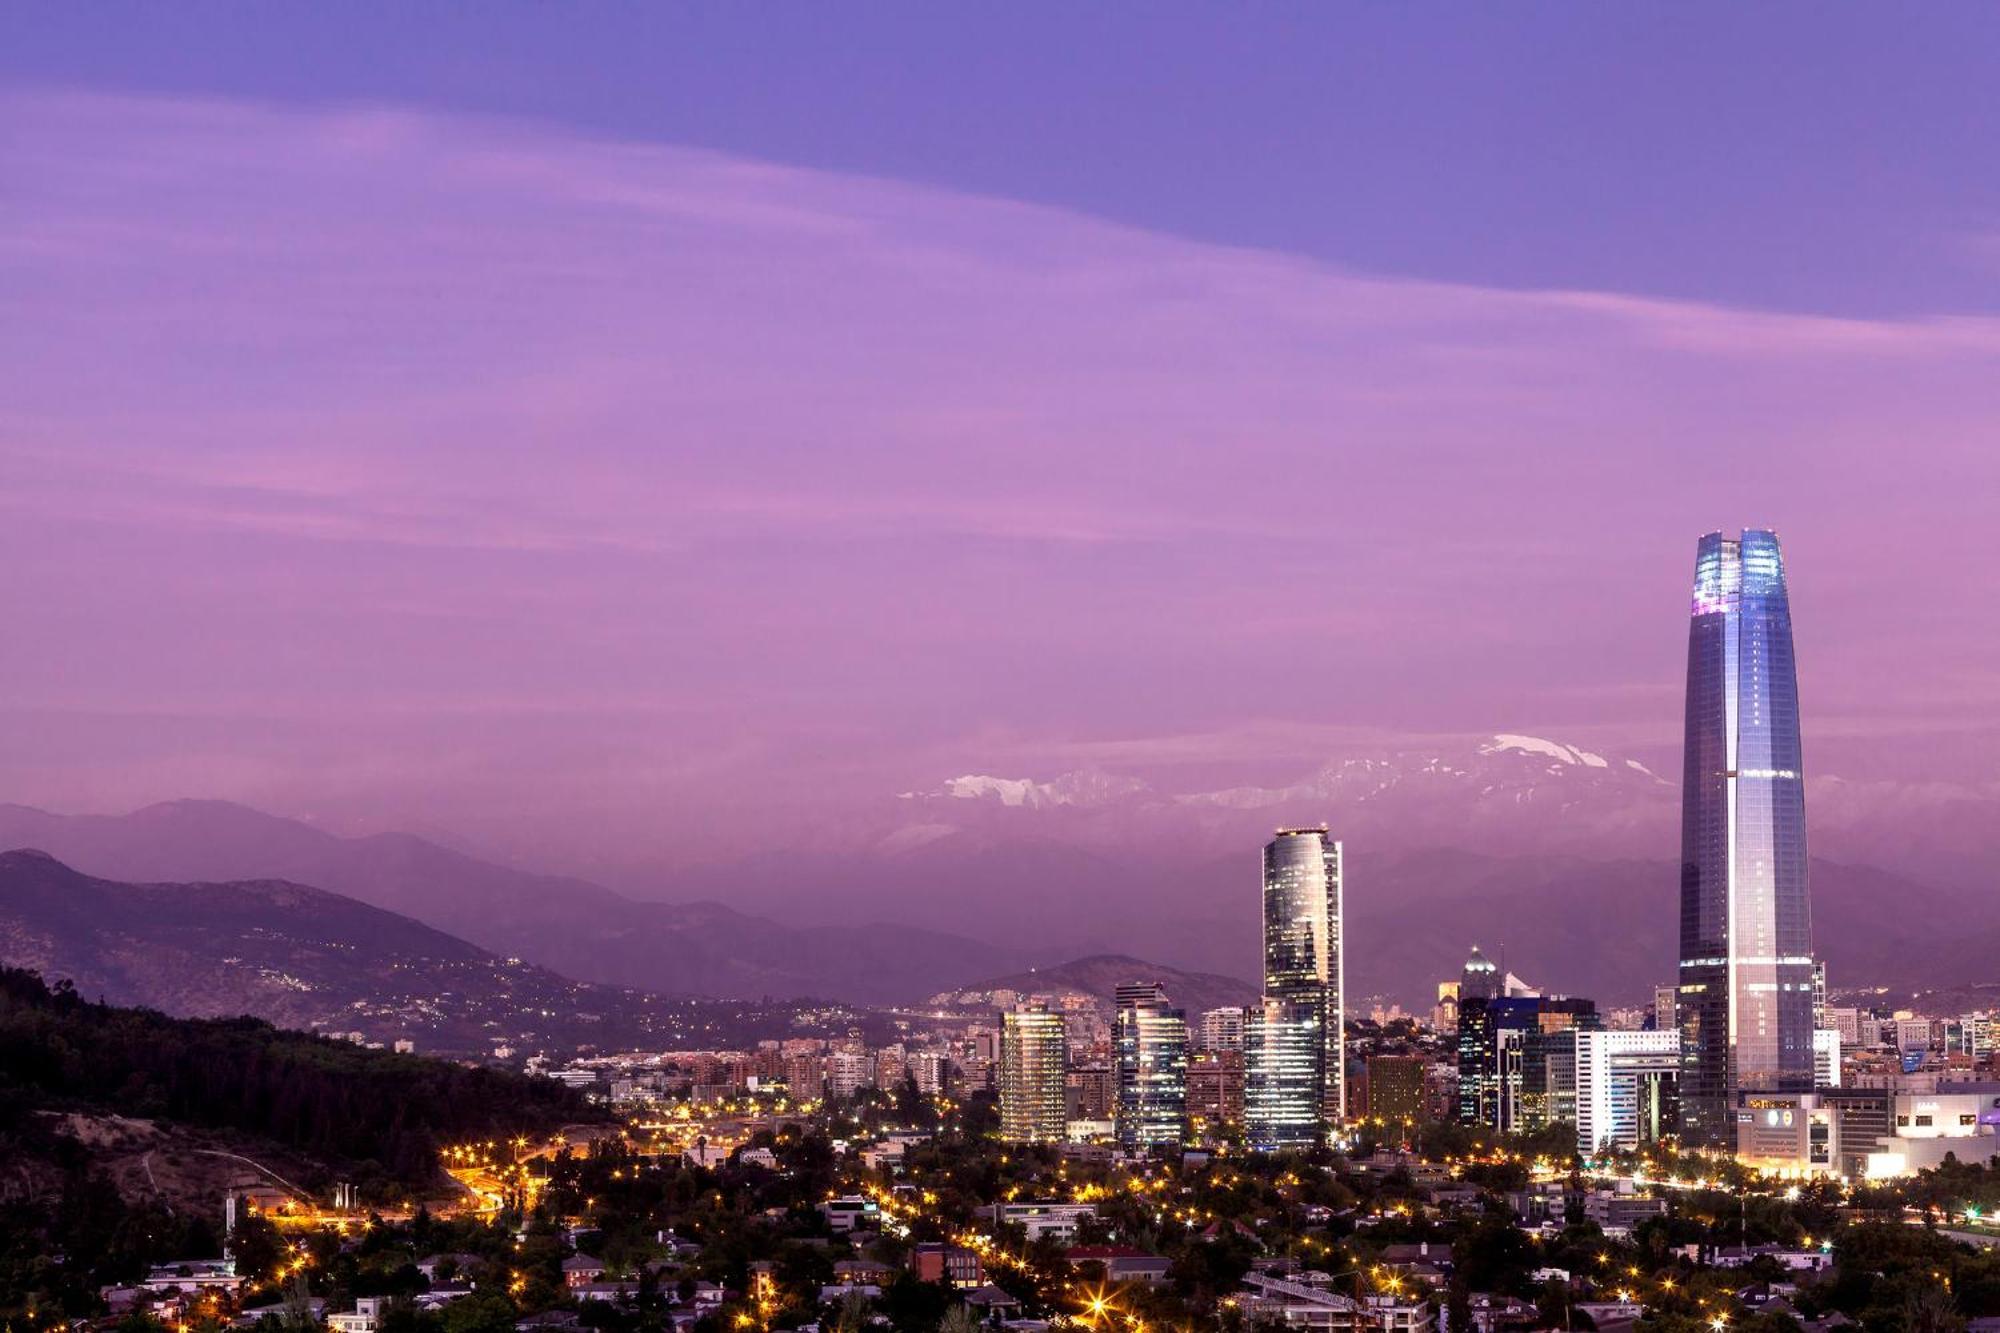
xmin=1676 ymin=529 xmax=1816 ymax=1146
xmin=1246 ymin=828 xmax=1343 ymax=1149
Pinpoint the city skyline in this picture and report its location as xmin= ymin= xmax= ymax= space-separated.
xmin=5 ymin=11 xmax=2000 ymax=1327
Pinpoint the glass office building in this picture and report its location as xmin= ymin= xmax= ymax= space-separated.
xmin=1000 ymin=1001 xmax=1069 ymax=1144
xmin=1245 ymin=999 xmax=1323 ymax=1149
xmin=1677 ymin=529 xmax=1816 ymax=1146
xmin=1115 ymin=982 xmax=1190 ymax=1149
xmin=1246 ymin=828 xmax=1343 ymax=1148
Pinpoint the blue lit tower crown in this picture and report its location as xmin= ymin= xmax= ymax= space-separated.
xmin=1676 ymin=529 xmax=1816 ymax=1145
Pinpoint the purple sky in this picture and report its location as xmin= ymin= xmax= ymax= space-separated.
xmin=4 ymin=10 xmax=2000 ymax=873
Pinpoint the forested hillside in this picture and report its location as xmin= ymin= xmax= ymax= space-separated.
xmin=0 ymin=966 xmax=610 ymax=1318
xmin=0 ymin=967 xmax=604 ymax=1181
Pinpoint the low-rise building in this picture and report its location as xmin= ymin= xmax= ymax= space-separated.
xmin=1581 ymin=1187 xmax=1667 ymax=1236
xmin=1067 ymin=1246 xmax=1173 ymax=1287
xmin=832 ymin=1260 xmax=894 ymax=1290
xmin=139 ymin=1260 xmax=247 ymax=1295
xmin=328 ymin=1298 xmax=387 ymax=1333
xmin=562 ymin=1255 xmax=606 ymax=1289
xmin=987 ymin=1200 xmax=1097 ymax=1242
xmin=821 ymin=1195 xmax=882 ymax=1233
xmin=1709 ymin=1245 xmax=1832 ymax=1272
xmin=910 ymin=1243 xmax=984 ymax=1288
xmin=1233 ymin=1271 xmax=1431 ymax=1333
xmin=1735 ymin=1083 xmax=2000 ymax=1178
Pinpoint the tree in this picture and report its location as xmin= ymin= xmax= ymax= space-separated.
xmin=280 ymin=1275 xmax=319 ymax=1333
xmin=831 ymin=1290 xmax=872 ymax=1333
xmin=877 ymin=1274 xmax=951 ymax=1333
xmin=937 ymin=1306 xmax=982 ymax=1333
xmin=1444 ymin=1275 xmax=1471 ymax=1333
xmin=441 ymin=1292 xmax=519 ymax=1333
xmin=1903 ymin=1285 xmax=1965 ymax=1333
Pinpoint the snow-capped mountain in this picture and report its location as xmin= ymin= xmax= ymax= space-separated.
xmin=904 ymin=768 xmax=1153 ymax=809
xmin=899 ymin=735 xmax=1675 ymax=857
xmin=1477 ymin=733 xmax=1657 ymax=773
xmin=1184 ymin=733 xmax=1666 ymax=813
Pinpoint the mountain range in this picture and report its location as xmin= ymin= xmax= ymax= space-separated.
xmin=0 ymin=849 xmax=875 ymax=1054
xmin=4 ymin=731 xmax=1994 ymax=1011
xmin=686 ymin=732 xmax=1996 ymax=1006
xmin=0 ymin=801 xmax=1033 ymax=1006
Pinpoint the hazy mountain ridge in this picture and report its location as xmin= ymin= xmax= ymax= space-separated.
xmin=893 ymin=734 xmax=1682 ymax=863
xmin=0 ymin=802 xmax=1036 ymax=1006
xmin=869 ymin=733 xmax=1997 ymax=1007
xmin=890 ymin=733 xmax=2000 ymax=889
xmin=5 ymin=728 xmax=1992 ymax=1012
xmin=0 ymin=849 xmax=670 ymax=1050
xmin=0 ymin=851 xmax=911 ymax=1052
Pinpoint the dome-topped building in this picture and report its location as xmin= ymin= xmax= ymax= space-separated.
xmin=1460 ymin=946 xmax=1501 ymax=1003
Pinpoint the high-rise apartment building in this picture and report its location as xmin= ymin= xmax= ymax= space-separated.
xmin=1677 ymin=529 xmax=1817 ymax=1146
xmin=1814 ymin=1028 xmax=1843 ymax=1088
xmin=1197 ymin=1006 xmax=1247 ymax=1053
xmin=1000 ymin=1002 xmax=1068 ymax=1144
xmin=1187 ymin=1049 xmax=1245 ymax=1134
xmin=1364 ymin=1055 xmax=1429 ymax=1135
xmin=1246 ymin=828 xmax=1344 ymax=1149
xmin=911 ymin=1050 xmax=954 ymax=1096
xmin=1431 ymin=981 xmax=1461 ymax=1034
xmin=783 ymin=1053 xmax=824 ymax=1097
xmin=825 ymin=1050 xmax=874 ymax=1099
xmin=1652 ymin=984 xmax=1678 ymax=1032
xmin=1114 ymin=982 xmax=1190 ymax=1149
xmin=1065 ymin=1065 xmax=1115 ymax=1122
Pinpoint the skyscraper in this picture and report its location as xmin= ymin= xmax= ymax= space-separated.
xmin=1246 ymin=828 xmax=1343 ymax=1148
xmin=1460 ymin=946 xmax=1501 ymax=1002
xmin=1000 ymin=1001 xmax=1068 ymax=1144
xmin=1458 ymin=993 xmax=1597 ymax=1133
xmin=1676 ymin=529 xmax=1816 ymax=1146
xmin=1114 ymin=982 xmax=1190 ymax=1150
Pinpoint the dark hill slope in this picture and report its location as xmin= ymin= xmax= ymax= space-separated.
xmin=0 ymin=850 xmax=853 ymax=1054
xmin=0 ymin=802 xmax=1033 ymax=1003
